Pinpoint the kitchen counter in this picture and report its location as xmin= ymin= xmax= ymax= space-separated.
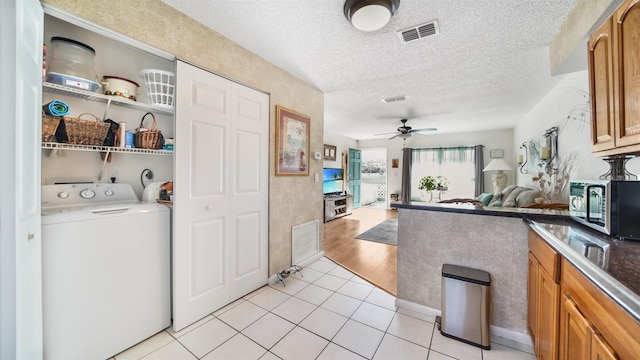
xmin=392 ymin=201 xmax=570 ymax=221
xmin=528 ymin=219 xmax=640 ymax=322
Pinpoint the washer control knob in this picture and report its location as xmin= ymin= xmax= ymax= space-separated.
xmin=104 ymin=189 xmax=114 ymax=196
xmin=57 ymin=191 xmax=69 ymax=199
xmin=206 ymin=205 xmax=214 ymax=211
xmin=79 ymin=188 xmax=96 ymax=199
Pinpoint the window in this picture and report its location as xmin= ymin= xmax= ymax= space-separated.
xmin=411 ymin=147 xmax=476 ymax=201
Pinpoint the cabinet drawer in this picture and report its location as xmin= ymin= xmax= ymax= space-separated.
xmin=528 ymin=231 xmax=559 ymax=283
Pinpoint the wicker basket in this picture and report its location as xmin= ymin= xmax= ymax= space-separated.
xmin=134 ymin=112 xmax=164 ymax=149
xmin=42 ymin=114 xmax=61 ymax=142
xmin=63 ymin=113 xmax=110 ymax=145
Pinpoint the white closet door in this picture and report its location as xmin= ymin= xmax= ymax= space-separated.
xmin=228 ymin=78 xmax=269 ymax=300
xmin=173 ymin=61 xmax=268 ymax=331
xmin=0 ymin=0 xmax=44 ymax=357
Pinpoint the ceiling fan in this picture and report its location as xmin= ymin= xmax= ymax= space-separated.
xmin=375 ymin=119 xmax=437 ymax=140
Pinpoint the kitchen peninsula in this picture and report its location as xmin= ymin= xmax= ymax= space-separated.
xmin=392 ymin=202 xmax=640 ymax=357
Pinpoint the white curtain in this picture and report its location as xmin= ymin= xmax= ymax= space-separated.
xmin=411 ymin=147 xmax=476 ymax=201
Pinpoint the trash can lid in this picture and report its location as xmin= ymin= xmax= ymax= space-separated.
xmin=442 ymin=264 xmax=491 ymax=286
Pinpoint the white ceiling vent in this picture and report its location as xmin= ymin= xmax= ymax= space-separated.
xmin=381 ymin=95 xmax=407 ymax=103
xmin=398 ymin=20 xmax=439 ymax=43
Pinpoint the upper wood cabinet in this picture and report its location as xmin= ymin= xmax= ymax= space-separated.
xmin=589 ymin=0 xmax=640 ymax=155
xmin=588 ymin=17 xmax=616 ymax=152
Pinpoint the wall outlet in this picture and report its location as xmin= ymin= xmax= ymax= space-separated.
xmin=108 ymin=169 xmax=118 ymax=183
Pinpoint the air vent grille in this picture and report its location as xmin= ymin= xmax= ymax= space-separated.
xmin=382 ymin=95 xmax=407 ymax=103
xmin=398 ymin=20 xmax=439 ymax=43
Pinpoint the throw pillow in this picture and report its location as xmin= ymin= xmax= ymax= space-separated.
xmin=476 ymin=193 xmax=493 ymax=206
xmin=488 ymin=193 xmax=502 ymax=206
xmin=489 ymin=200 xmax=503 ymax=207
xmin=500 ymin=185 xmax=518 ymax=201
xmin=503 ymin=187 xmax=527 ymax=207
xmin=516 ymin=189 xmax=541 ymax=207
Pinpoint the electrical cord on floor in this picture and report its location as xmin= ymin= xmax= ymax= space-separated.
xmin=275 ymin=265 xmax=304 ymax=287
xmin=140 ymin=168 xmax=153 ymax=188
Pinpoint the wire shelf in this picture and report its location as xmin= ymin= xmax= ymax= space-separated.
xmin=42 ymin=142 xmax=173 ymax=155
xmin=43 ymin=82 xmax=174 ymax=115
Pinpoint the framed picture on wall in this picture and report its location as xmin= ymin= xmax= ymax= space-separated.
xmin=324 ymin=144 xmax=336 ymax=161
xmin=276 ymin=105 xmax=310 ymax=176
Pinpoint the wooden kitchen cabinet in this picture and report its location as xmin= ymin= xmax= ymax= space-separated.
xmin=588 ymin=17 xmax=615 ymax=153
xmin=560 ymin=258 xmax=640 ymax=359
xmin=528 ymin=231 xmax=560 ymax=360
xmin=588 ymin=0 xmax=640 ymax=155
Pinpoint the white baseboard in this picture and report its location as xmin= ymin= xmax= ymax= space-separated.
xmin=267 ymin=251 xmax=325 ymax=286
xmin=395 ymin=298 xmax=533 ymax=350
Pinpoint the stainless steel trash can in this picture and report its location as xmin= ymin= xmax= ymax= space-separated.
xmin=439 ymin=264 xmax=491 ymax=350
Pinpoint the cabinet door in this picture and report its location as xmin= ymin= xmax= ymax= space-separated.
xmin=588 ymin=17 xmax=616 ymax=152
xmin=591 ymin=333 xmax=617 ymax=360
xmin=538 ymin=268 xmax=559 ymax=360
xmin=560 ymin=296 xmax=592 ymax=360
xmin=527 ymin=252 xmax=539 ymax=346
xmin=613 ymin=0 xmax=640 ymax=148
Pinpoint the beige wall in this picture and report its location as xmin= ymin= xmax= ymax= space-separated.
xmin=41 ymin=0 xmax=325 ymax=275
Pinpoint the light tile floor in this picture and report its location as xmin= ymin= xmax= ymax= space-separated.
xmin=112 ymin=257 xmax=536 ymax=360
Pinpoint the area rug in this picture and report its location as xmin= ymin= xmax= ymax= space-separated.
xmin=355 ymin=218 xmax=397 ymax=246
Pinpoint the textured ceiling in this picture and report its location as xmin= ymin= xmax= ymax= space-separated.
xmin=161 ymin=0 xmax=578 ymax=140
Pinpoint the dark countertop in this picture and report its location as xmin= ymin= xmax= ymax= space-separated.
xmin=528 ymin=219 xmax=640 ymax=322
xmin=392 ymin=201 xmax=640 ymax=321
xmin=392 ymin=201 xmax=571 ymax=222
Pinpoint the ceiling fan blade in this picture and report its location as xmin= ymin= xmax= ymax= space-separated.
xmin=410 ymin=128 xmax=438 ymax=133
xmin=388 ymin=134 xmax=400 ymax=140
xmin=374 ymin=131 xmax=401 ymax=136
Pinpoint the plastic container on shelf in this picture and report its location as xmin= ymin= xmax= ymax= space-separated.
xmin=139 ymin=69 xmax=175 ymax=109
xmin=46 ymin=37 xmax=100 ymax=92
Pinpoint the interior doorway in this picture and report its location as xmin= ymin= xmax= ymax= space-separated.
xmin=361 ymin=148 xmax=388 ymax=209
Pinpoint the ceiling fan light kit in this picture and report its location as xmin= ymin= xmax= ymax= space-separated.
xmin=344 ymin=0 xmax=400 ymax=32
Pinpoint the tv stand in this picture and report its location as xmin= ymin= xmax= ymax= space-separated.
xmin=324 ymin=194 xmax=353 ymax=222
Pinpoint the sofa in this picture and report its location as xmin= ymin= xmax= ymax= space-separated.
xmin=476 ymin=185 xmax=541 ymax=208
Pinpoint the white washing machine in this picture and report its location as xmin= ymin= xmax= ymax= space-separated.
xmin=41 ymin=183 xmax=171 ymax=360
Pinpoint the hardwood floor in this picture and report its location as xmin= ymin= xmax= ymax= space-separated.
xmin=323 ymin=207 xmax=398 ymax=296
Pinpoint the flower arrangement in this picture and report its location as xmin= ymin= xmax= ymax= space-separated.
xmin=418 ymin=175 xmax=449 ymax=191
xmin=530 ymin=151 xmax=576 ymax=202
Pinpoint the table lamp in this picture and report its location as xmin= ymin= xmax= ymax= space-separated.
xmin=483 ymin=158 xmax=513 ymax=193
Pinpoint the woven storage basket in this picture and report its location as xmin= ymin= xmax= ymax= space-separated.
xmin=134 ymin=112 xmax=164 ymax=149
xmin=42 ymin=114 xmax=61 ymax=142
xmin=63 ymin=113 xmax=110 ymax=145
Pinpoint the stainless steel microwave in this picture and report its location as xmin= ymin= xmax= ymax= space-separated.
xmin=569 ymin=179 xmax=640 ymax=240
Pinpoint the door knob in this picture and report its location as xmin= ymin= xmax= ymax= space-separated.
xmin=206 ymin=205 xmax=214 ymax=211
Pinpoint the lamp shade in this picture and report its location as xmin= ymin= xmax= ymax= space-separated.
xmin=343 ymin=0 xmax=400 ymax=32
xmin=483 ymin=158 xmax=512 ymax=172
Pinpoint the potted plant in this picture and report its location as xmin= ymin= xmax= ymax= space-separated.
xmin=418 ymin=175 xmax=449 ymax=202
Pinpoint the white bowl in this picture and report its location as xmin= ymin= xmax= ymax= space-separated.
xmin=101 ymin=76 xmax=139 ymax=101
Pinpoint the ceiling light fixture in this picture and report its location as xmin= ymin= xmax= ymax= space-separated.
xmin=344 ymin=0 xmax=400 ymax=32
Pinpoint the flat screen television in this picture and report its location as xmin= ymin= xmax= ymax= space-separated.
xmin=323 ymin=168 xmax=344 ymax=195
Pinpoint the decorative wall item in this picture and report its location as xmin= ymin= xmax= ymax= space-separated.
xmin=523 ymin=126 xmax=558 ymax=176
xmin=489 ymin=149 xmax=504 ymax=158
xmin=276 ymin=105 xmax=310 ymax=176
xmin=323 ymin=144 xmax=336 ymax=161
xmin=392 ymin=159 xmax=399 ymax=168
